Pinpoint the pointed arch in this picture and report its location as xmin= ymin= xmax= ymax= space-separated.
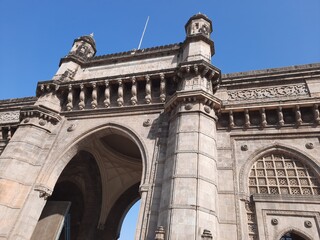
xmin=239 ymin=143 xmax=320 ymax=197
xmin=276 ymin=227 xmax=314 ymax=240
xmin=35 ymin=122 xmax=149 ymax=193
xmin=33 ymin=122 xmax=149 ymax=239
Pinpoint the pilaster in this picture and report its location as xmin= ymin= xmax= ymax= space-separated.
xmin=157 ymin=55 xmax=221 ymax=239
xmin=0 ymin=95 xmax=63 ymax=239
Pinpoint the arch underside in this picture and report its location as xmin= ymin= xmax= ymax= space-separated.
xmin=43 ymin=127 xmax=144 ymax=240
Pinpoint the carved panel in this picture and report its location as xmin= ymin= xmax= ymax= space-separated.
xmin=0 ymin=111 xmax=20 ymax=124
xmin=228 ymin=84 xmax=309 ymax=101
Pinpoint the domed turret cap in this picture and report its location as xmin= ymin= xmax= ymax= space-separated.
xmin=74 ymin=33 xmax=96 ymax=53
xmin=185 ymin=13 xmax=213 ymax=33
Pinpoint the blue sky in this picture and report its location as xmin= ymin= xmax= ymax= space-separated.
xmin=0 ymin=0 xmax=319 ymax=239
xmin=1 ymin=0 xmax=319 ymax=100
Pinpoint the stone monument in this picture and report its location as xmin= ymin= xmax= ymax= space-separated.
xmin=0 ymin=13 xmax=319 ymax=240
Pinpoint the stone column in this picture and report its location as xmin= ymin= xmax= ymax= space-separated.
xmin=158 ymin=63 xmax=221 ymax=239
xmin=0 ymin=93 xmax=62 ymax=240
xmin=159 ymin=99 xmax=218 ymax=239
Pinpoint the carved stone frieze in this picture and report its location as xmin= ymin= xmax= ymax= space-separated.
xmin=0 ymin=111 xmax=20 ymax=124
xmin=228 ymin=84 xmax=309 ymax=101
xmin=19 ymin=106 xmax=61 ymax=133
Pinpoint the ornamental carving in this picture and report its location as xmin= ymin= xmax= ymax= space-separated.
xmin=228 ymin=84 xmax=308 ymax=101
xmin=34 ymin=185 xmax=53 ymax=200
xmin=0 ymin=111 xmax=20 ymax=124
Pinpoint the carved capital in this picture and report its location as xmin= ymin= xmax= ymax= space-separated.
xmin=34 ymin=185 xmax=53 ymax=200
xmin=165 ymin=89 xmax=221 ymax=114
xmin=177 ymin=62 xmax=220 ymax=93
xmin=20 ymin=106 xmax=61 ymax=132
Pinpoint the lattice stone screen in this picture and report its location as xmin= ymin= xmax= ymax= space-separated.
xmin=249 ymin=154 xmax=319 ymax=195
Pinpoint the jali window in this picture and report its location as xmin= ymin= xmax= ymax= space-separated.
xmin=249 ymin=154 xmax=319 ymax=195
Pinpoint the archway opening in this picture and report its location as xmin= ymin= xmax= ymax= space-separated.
xmin=119 ymin=200 xmax=141 ymax=240
xmin=96 ymin=130 xmax=144 ymax=239
xmin=48 ymin=150 xmax=102 ymax=240
xmin=280 ymin=231 xmax=306 ymax=240
xmin=35 ymin=127 xmax=145 ymax=240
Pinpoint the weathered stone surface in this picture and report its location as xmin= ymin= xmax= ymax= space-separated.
xmin=0 ymin=13 xmax=319 ymax=240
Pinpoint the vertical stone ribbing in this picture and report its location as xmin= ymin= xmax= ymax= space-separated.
xmin=0 ymin=118 xmax=61 ymax=239
xmin=159 ymin=101 xmax=218 ymax=239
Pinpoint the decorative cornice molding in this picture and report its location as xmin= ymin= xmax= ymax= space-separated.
xmin=164 ymin=89 xmax=221 ymax=113
xmin=252 ymin=194 xmax=320 ymax=203
xmin=228 ymin=84 xmax=309 ymax=101
xmin=20 ymin=105 xmax=62 ymax=132
xmin=0 ymin=111 xmax=20 ymax=124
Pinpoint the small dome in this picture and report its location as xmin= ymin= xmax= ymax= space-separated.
xmin=74 ymin=34 xmax=96 ymax=52
xmin=185 ymin=13 xmax=213 ymax=33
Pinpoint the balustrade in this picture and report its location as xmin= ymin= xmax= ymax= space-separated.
xmin=314 ymin=104 xmax=320 ymax=124
xmin=131 ymin=77 xmax=137 ymax=105
xmin=219 ymin=104 xmax=320 ymax=130
xmin=160 ymin=73 xmax=166 ymax=103
xmin=55 ymin=74 xmax=172 ymax=111
xmin=91 ymin=82 xmax=98 ymax=109
xmin=145 ymin=75 xmax=152 ymax=104
xmin=79 ymin=84 xmax=85 ymax=110
xmin=0 ymin=126 xmax=17 ymax=141
xmin=66 ymin=84 xmax=73 ymax=111
xmin=104 ymin=81 xmax=110 ymax=108
xmin=261 ymin=108 xmax=267 ymax=128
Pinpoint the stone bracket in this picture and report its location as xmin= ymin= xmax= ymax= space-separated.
xmin=177 ymin=60 xmax=221 ymax=93
xmin=20 ymin=105 xmax=61 ymax=125
xmin=164 ymin=89 xmax=222 ymax=113
xmin=34 ymin=184 xmax=53 ymax=200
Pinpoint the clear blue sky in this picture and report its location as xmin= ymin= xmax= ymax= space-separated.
xmin=1 ymin=0 xmax=319 ymax=100
xmin=0 ymin=0 xmax=319 ymax=239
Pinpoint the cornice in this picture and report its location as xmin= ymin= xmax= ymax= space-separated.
xmin=252 ymin=194 xmax=320 ymax=204
xmin=164 ymin=89 xmax=221 ymax=112
xmin=221 ymin=63 xmax=320 ymax=88
xmin=0 ymin=97 xmax=37 ymax=110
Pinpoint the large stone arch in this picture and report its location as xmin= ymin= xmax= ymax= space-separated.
xmin=33 ymin=122 xmax=149 ymax=239
xmin=36 ymin=122 xmax=149 ymax=194
xmin=46 ymin=150 xmax=103 ymax=240
xmin=239 ymin=143 xmax=320 ymax=197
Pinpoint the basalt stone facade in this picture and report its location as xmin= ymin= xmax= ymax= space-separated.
xmin=0 ymin=14 xmax=319 ymax=240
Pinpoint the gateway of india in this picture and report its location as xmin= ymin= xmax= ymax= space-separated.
xmin=0 ymin=13 xmax=319 ymax=240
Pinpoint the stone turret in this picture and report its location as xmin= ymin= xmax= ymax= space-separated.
xmin=182 ymin=13 xmax=215 ymax=62
xmin=68 ymin=34 xmax=96 ymax=60
xmin=159 ymin=13 xmax=220 ymax=239
xmin=53 ymin=34 xmax=96 ymax=81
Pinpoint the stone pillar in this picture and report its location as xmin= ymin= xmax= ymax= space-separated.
xmin=159 ymin=95 xmax=219 ymax=239
xmin=0 ymin=94 xmax=62 ymax=239
xmin=156 ymin=14 xmax=220 ymax=238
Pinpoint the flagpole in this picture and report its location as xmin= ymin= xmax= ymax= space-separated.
xmin=138 ymin=16 xmax=150 ymax=50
